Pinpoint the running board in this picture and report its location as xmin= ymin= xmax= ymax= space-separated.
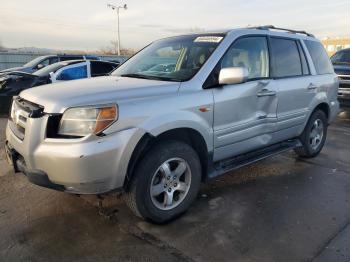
xmin=210 ymin=139 xmax=301 ymax=178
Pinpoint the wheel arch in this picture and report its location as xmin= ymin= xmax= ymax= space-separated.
xmin=124 ymin=127 xmax=211 ymax=190
xmin=313 ymin=102 xmax=330 ymax=121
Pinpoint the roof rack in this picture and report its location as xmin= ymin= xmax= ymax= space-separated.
xmin=248 ymin=25 xmax=315 ymax=37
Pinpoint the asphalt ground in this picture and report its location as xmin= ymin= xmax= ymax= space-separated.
xmin=1 ymin=109 xmax=350 ymax=262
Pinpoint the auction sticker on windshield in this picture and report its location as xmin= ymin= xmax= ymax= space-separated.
xmin=194 ymin=36 xmax=223 ymax=43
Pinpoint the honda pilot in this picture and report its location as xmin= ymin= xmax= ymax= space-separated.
xmin=5 ymin=26 xmax=339 ymax=223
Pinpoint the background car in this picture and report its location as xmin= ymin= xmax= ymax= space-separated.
xmin=0 ymin=60 xmax=118 ymax=115
xmin=0 ymin=54 xmax=101 ymax=74
xmin=331 ymin=48 xmax=350 ymax=107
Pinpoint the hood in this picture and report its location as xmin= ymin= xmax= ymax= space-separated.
xmin=0 ymin=66 xmax=33 ymax=74
xmin=333 ymin=64 xmax=350 ymax=75
xmin=0 ymin=72 xmax=38 ymax=93
xmin=20 ymin=76 xmax=180 ymax=113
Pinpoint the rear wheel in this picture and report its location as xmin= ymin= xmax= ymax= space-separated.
xmin=123 ymin=140 xmax=201 ymax=223
xmin=294 ymin=110 xmax=328 ymax=158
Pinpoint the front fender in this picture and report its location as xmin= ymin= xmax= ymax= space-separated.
xmin=141 ymin=111 xmax=214 ymax=152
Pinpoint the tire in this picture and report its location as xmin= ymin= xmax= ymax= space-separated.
xmin=123 ymin=140 xmax=202 ymax=223
xmin=294 ymin=110 xmax=328 ymax=158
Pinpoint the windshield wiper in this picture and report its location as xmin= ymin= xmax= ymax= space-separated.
xmin=120 ymin=73 xmax=152 ymax=79
xmin=120 ymin=73 xmax=179 ymax=82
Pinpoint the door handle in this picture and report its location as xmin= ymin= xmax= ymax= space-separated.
xmin=308 ymin=83 xmax=318 ymax=90
xmin=257 ymin=89 xmax=277 ymax=97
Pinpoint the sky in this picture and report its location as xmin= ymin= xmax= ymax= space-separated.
xmin=0 ymin=0 xmax=349 ymax=51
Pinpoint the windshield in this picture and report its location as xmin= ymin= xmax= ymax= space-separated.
xmin=331 ymin=50 xmax=350 ymax=64
xmin=33 ymin=62 xmax=72 ymax=77
xmin=23 ymin=56 xmax=47 ymax=68
xmin=112 ymin=34 xmax=224 ymax=82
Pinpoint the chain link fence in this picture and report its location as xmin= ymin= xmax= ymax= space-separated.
xmin=0 ymin=53 xmax=128 ymax=70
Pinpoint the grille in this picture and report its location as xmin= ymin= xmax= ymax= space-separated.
xmin=340 ymin=83 xmax=350 ymax=89
xmin=9 ymin=97 xmax=44 ymax=140
xmin=339 ymin=75 xmax=350 ymax=81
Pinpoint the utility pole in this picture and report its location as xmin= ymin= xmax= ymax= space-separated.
xmin=107 ymin=3 xmax=127 ymax=56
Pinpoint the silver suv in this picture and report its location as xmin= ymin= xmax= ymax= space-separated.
xmin=5 ymin=26 xmax=339 ymax=223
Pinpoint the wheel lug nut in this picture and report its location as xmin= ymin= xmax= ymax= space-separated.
xmin=168 ymin=188 xmax=172 ymax=192
xmin=167 ymin=176 xmax=170 ymax=180
xmin=174 ymin=183 xmax=177 ymax=187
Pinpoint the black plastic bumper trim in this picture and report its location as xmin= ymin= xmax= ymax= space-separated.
xmin=16 ymin=159 xmax=65 ymax=191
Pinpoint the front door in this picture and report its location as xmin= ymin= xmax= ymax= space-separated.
xmin=212 ymin=36 xmax=278 ymax=161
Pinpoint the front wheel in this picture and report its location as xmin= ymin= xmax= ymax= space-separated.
xmin=294 ymin=110 xmax=328 ymax=158
xmin=123 ymin=140 xmax=202 ymax=223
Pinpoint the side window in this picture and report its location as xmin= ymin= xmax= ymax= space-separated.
xmin=297 ymin=42 xmax=310 ymax=75
xmin=49 ymin=57 xmax=59 ymax=65
xmin=222 ymin=37 xmax=269 ymax=80
xmin=270 ymin=38 xmax=302 ymax=78
xmin=90 ymin=62 xmax=116 ymax=77
xmin=56 ymin=65 xmax=88 ymax=81
xmin=305 ymin=40 xmax=333 ymax=75
xmin=38 ymin=58 xmax=50 ymax=67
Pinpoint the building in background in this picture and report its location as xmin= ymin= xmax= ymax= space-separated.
xmin=322 ymin=37 xmax=350 ymax=56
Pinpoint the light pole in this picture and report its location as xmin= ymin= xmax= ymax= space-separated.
xmin=107 ymin=3 xmax=127 ymax=56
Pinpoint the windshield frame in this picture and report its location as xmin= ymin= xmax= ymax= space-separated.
xmin=111 ymin=33 xmax=226 ymax=82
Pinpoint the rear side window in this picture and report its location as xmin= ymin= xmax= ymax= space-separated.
xmin=90 ymin=61 xmax=117 ymax=77
xmin=305 ymin=40 xmax=333 ymax=75
xmin=270 ymin=38 xmax=302 ymax=78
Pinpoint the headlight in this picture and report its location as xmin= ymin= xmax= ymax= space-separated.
xmin=58 ymin=105 xmax=118 ymax=137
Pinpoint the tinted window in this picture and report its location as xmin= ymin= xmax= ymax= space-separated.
xmin=331 ymin=50 xmax=350 ymax=64
xmin=56 ymin=65 xmax=87 ymax=81
xmin=222 ymin=37 xmax=269 ymax=80
xmin=59 ymin=56 xmax=83 ymax=61
xmin=305 ymin=40 xmax=333 ymax=74
xmin=49 ymin=57 xmax=59 ymax=65
xmin=270 ymin=38 xmax=302 ymax=78
xmin=90 ymin=61 xmax=117 ymax=77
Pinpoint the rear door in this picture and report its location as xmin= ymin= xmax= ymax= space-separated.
xmin=213 ymin=36 xmax=279 ymax=161
xmin=271 ymin=37 xmax=315 ymax=140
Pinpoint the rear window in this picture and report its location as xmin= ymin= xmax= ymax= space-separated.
xmin=305 ymin=40 xmax=333 ymax=75
xmin=270 ymin=38 xmax=302 ymax=78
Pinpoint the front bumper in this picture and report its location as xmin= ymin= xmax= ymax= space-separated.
xmin=5 ymin=115 xmax=141 ymax=194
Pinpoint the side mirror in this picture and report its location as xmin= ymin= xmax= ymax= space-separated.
xmin=36 ymin=64 xmax=45 ymax=70
xmin=219 ymin=67 xmax=248 ymax=85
